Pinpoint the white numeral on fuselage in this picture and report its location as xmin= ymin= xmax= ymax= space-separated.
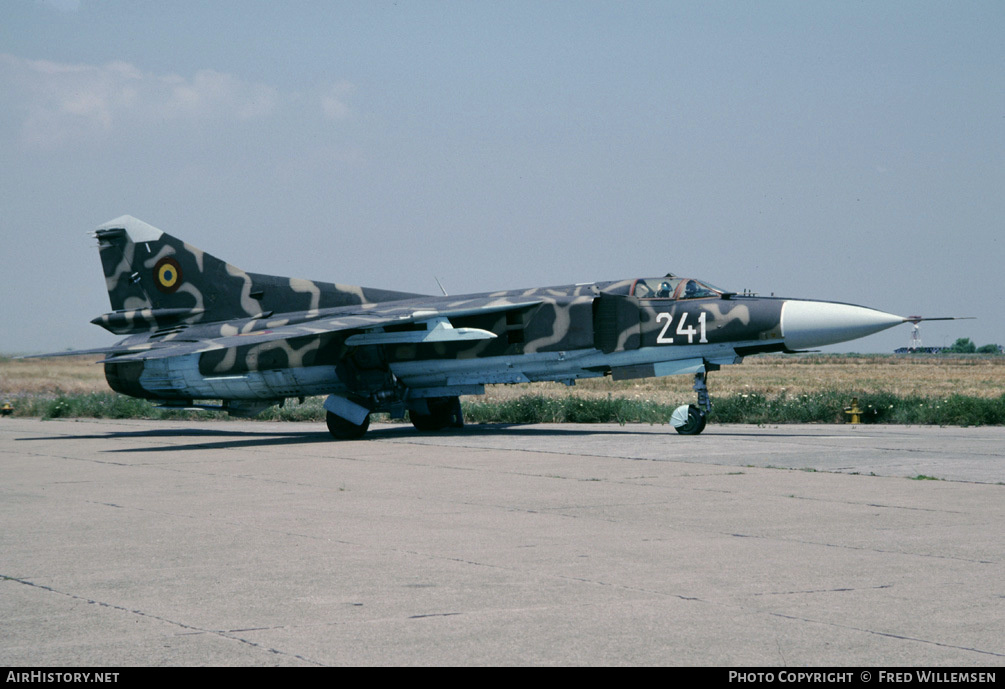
xmin=656 ymin=312 xmax=674 ymax=343
xmin=656 ymin=311 xmax=708 ymax=345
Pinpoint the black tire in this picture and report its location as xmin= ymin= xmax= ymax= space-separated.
xmin=674 ymin=405 xmax=707 ymax=435
xmin=326 ymin=410 xmax=370 ymax=440
xmin=410 ymin=397 xmax=461 ymax=432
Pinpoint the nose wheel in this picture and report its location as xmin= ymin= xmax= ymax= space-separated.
xmin=671 ymin=371 xmax=711 ymax=436
xmin=672 ymin=404 xmax=707 ymax=435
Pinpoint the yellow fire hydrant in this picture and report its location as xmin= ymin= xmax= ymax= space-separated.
xmin=1 ymin=401 xmax=13 ymax=417
xmin=844 ymin=397 xmax=862 ymax=424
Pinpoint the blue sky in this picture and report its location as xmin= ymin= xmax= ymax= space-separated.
xmin=2 ymin=0 xmax=1002 ymax=354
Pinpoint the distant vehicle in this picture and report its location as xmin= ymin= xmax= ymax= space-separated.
xmin=34 ymin=216 xmax=951 ymax=438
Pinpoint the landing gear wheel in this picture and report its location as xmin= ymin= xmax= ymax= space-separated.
xmin=410 ymin=409 xmax=448 ymax=432
xmin=674 ymin=405 xmax=707 ymax=435
xmin=326 ymin=411 xmax=370 ymax=440
xmin=409 ymin=397 xmax=462 ymax=432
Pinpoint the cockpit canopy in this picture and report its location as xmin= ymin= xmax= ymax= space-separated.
xmin=630 ymin=277 xmax=724 ymax=300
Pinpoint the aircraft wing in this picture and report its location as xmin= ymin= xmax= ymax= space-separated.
xmin=90 ymin=298 xmax=544 ymax=363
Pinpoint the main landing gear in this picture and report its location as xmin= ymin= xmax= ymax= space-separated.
xmin=671 ymin=371 xmax=712 ymax=436
xmin=326 ymin=411 xmax=370 ymax=440
xmin=324 ymin=395 xmax=464 ymax=440
xmin=409 ymin=396 xmax=464 ymax=432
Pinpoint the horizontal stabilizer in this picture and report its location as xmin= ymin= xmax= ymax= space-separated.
xmin=20 ymin=343 xmax=170 ymax=360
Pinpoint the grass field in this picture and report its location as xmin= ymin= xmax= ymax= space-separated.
xmin=3 ymin=353 xmax=1004 ymax=425
xmin=478 ymin=354 xmax=1005 ymax=402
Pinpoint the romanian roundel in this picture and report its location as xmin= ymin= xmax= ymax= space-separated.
xmin=153 ymin=257 xmax=183 ymax=294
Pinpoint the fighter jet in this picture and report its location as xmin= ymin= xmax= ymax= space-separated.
xmin=34 ymin=215 xmax=938 ymax=438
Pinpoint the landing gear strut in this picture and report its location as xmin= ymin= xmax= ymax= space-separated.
xmin=672 ymin=371 xmax=711 ymax=436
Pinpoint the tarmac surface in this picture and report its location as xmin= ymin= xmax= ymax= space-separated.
xmin=1 ymin=417 xmax=1002 ymax=666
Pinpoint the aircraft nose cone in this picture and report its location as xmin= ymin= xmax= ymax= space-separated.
xmin=781 ymin=300 xmax=906 ymax=349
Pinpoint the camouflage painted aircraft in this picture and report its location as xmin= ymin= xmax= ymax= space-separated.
xmin=36 ymin=215 xmax=939 ymax=438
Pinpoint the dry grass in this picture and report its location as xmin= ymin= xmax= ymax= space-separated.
xmin=479 ymin=354 xmax=1005 ymax=404
xmin=0 ymin=355 xmax=108 ymax=398
xmin=2 ymin=353 xmax=1003 ymax=404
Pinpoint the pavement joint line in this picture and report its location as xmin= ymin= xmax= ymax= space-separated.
xmin=767 ymin=610 xmax=1005 ymax=659
xmin=1 ymin=574 xmax=327 ymax=666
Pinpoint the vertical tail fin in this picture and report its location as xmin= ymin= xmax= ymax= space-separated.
xmin=91 ymin=215 xmax=427 ymax=336
xmin=92 ymin=215 xmax=261 ymax=333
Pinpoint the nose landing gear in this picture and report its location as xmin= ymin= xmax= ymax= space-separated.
xmin=671 ymin=371 xmax=711 ymax=435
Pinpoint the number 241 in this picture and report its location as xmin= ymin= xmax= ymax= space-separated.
xmin=656 ymin=311 xmax=708 ymax=344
